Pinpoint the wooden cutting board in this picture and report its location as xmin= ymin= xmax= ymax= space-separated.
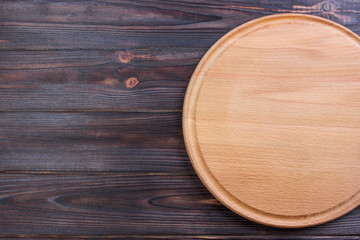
xmin=183 ymin=14 xmax=360 ymax=228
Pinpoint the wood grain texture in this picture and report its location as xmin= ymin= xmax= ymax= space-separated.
xmin=1 ymin=0 xmax=360 ymax=50
xmin=0 ymin=236 xmax=358 ymax=240
xmin=183 ymin=14 xmax=360 ymax=227
xmin=0 ymin=111 xmax=190 ymax=172
xmin=0 ymin=173 xmax=359 ymax=236
xmin=0 ymin=49 xmax=203 ymax=110
xmin=1 ymin=0 xmax=360 ymax=238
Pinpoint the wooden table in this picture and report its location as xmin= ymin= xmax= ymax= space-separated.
xmin=0 ymin=0 xmax=359 ymax=239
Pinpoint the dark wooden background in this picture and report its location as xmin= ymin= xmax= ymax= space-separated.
xmin=0 ymin=0 xmax=360 ymax=239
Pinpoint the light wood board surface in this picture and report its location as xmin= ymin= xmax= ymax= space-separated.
xmin=183 ymin=13 xmax=360 ymax=228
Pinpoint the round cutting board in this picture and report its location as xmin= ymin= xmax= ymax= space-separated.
xmin=183 ymin=14 xmax=360 ymax=228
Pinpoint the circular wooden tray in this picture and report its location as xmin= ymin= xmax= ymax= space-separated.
xmin=183 ymin=14 xmax=360 ymax=228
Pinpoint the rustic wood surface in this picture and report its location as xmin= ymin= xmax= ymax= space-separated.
xmin=0 ymin=0 xmax=359 ymax=238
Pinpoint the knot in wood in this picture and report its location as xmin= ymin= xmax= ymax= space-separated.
xmin=322 ymin=2 xmax=332 ymax=12
xmin=118 ymin=50 xmax=134 ymax=63
xmin=125 ymin=77 xmax=139 ymax=88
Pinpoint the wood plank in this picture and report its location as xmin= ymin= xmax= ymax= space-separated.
xmin=0 ymin=0 xmax=359 ymax=50
xmin=0 ymin=236 xmax=358 ymax=240
xmin=0 ymin=49 xmax=203 ymax=110
xmin=0 ymin=111 xmax=191 ymax=172
xmin=0 ymin=173 xmax=359 ymax=235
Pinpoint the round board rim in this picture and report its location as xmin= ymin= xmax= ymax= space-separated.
xmin=182 ymin=13 xmax=360 ymax=228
